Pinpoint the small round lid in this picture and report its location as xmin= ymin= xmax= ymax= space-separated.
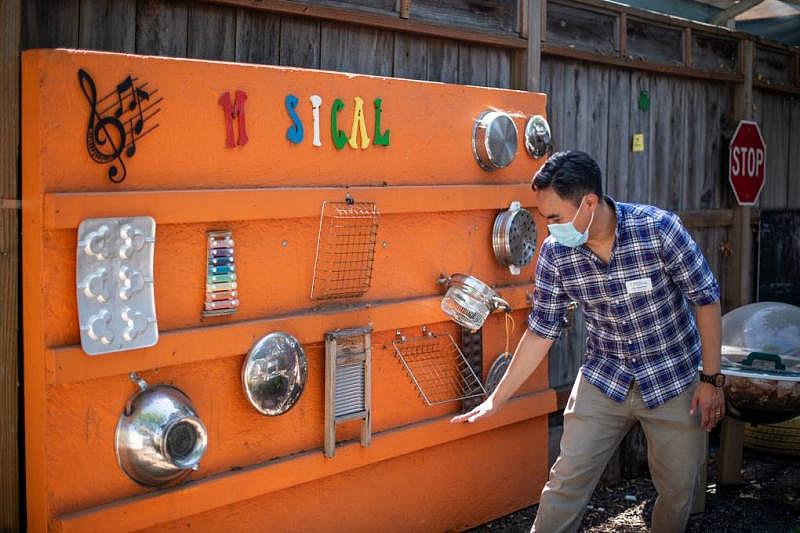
xmin=524 ymin=115 xmax=552 ymax=159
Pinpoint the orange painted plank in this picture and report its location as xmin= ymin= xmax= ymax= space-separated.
xmin=44 ymin=184 xmax=538 ymax=229
xmin=47 ymin=285 xmax=533 ymax=385
xmin=54 ymin=389 xmax=556 ymax=533
xmin=24 ymin=49 xmax=547 ymax=192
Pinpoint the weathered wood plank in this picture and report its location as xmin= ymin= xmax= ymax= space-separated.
xmin=486 ymin=47 xmax=512 ymax=89
xmin=320 ymin=21 xmax=393 ymax=76
xmin=78 ymin=0 xmax=136 ymax=52
xmin=540 ymin=58 xmax=566 ymax=155
xmin=1 ymin=1 xmax=20 ymax=528
xmin=279 ymin=16 xmax=320 ymax=68
xmin=426 ymin=37 xmax=459 ymax=83
xmin=394 ymin=33 xmax=428 ymax=81
xmin=754 ymin=89 xmax=790 ymax=209
xmin=135 ymin=0 xmax=189 ymax=57
xmin=627 ymin=70 xmax=651 ymax=203
xmin=586 ymin=64 xmax=610 ymax=181
xmin=704 ymin=82 xmax=730 ymax=209
xmin=411 ymin=0 xmax=517 ymax=34
xmin=789 ymin=97 xmax=800 ymax=207
xmin=22 ymin=0 xmax=79 ymax=49
xmin=458 ymin=43 xmax=488 ymax=86
xmin=187 ymin=2 xmax=236 ymax=61
xmin=605 ymin=68 xmax=631 ymax=199
xmin=683 ymin=80 xmax=706 ymax=210
xmin=560 ymin=60 xmax=579 ymax=155
xmin=648 ymin=75 xmax=684 ymax=210
xmin=234 ymin=8 xmax=280 ymax=65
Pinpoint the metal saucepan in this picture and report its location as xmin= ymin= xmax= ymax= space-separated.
xmin=438 ymin=273 xmax=512 ymax=332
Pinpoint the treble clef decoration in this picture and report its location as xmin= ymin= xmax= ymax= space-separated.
xmin=79 ymin=69 xmax=128 ymax=183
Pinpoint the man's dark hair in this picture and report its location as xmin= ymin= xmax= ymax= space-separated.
xmin=532 ymin=150 xmax=604 ymax=206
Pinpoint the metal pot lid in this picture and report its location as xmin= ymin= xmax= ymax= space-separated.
xmin=524 ymin=115 xmax=552 ymax=159
xmin=485 ymin=352 xmax=512 ymax=394
xmin=492 ymin=201 xmax=536 ymax=272
xmin=242 ymin=332 xmax=308 ymax=416
xmin=472 ymin=111 xmax=518 ymax=171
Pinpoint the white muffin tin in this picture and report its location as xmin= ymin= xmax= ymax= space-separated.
xmin=76 ymin=216 xmax=158 ymax=355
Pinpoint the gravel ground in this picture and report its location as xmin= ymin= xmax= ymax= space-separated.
xmin=467 ymin=446 xmax=800 ymax=532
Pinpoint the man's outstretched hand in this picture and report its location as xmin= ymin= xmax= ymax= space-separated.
xmin=450 ymin=397 xmax=501 ymax=424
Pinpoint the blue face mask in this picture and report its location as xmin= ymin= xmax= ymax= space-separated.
xmin=547 ymin=196 xmax=595 ymax=248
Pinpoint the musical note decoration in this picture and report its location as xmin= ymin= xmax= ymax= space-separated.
xmin=78 ymin=69 xmax=163 ymax=183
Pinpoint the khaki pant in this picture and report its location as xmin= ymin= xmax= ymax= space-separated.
xmin=533 ymin=371 xmax=705 ymax=533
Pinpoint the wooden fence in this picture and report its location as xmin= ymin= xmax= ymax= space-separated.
xmin=3 ymin=0 xmax=799 ymax=528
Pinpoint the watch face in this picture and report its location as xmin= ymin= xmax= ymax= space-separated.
xmin=714 ymin=373 xmax=726 ymax=387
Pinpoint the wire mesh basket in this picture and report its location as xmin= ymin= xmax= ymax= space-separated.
xmin=392 ymin=328 xmax=486 ymax=406
xmin=311 ymin=200 xmax=379 ymax=300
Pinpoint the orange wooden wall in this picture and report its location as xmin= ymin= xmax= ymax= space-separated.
xmin=22 ymin=49 xmax=555 ymax=532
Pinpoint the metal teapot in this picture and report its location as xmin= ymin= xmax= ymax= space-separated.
xmin=115 ymin=372 xmax=208 ymax=487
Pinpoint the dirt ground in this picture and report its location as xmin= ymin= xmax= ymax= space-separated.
xmin=468 ymin=446 xmax=800 ymax=532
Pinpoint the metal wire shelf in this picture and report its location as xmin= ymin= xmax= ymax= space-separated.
xmin=311 ymin=200 xmax=379 ymax=300
xmin=392 ymin=328 xmax=486 ymax=406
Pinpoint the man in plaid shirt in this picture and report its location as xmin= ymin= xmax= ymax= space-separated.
xmin=452 ymin=151 xmax=725 ymax=533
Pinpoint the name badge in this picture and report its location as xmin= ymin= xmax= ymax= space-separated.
xmin=625 ymin=277 xmax=653 ymax=294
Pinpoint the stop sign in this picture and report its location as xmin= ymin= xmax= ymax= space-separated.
xmin=729 ymin=120 xmax=766 ymax=205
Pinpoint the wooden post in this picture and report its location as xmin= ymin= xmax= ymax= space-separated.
xmin=0 ymin=0 xmax=21 ymax=530
xmin=527 ymin=0 xmax=542 ymax=92
xmin=513 ymin=0 xmax=542 ymax=91
xmin=719 ymin=39 xmax=755 ymax=487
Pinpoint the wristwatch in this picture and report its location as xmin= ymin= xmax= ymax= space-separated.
xmin=699 ymin=371 xmax=726 ymax=388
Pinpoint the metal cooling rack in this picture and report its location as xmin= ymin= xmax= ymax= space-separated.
xmin=311 ymin=199 xmax=379 ymax=300
xmin=392 ymin=328 xmax=486 ymax=406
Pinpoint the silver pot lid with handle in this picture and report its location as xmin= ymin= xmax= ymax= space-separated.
xmin=472 ymin=111 xmax=518 ymax=171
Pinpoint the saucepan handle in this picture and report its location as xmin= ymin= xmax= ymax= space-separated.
xmin=491 ymin=295 xmax=512 ymax=313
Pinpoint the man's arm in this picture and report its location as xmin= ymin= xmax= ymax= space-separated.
xmin=450 ymin=329 xmax=553 ymax=423
xmin=690 ymin=300 xmax=725 ymax=431
xmin=695 ymin=301 xmax=722 ymax=375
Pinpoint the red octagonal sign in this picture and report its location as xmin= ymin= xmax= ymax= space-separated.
xmin=729 ymin=120 xmax=766 ymax=206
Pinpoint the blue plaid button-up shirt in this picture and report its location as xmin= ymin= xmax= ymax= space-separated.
xmin=527 ymin=198 xmax=720 ymax=408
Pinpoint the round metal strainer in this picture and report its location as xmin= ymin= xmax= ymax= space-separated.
xmin=493 ymin=201 xmax=537 ymax=275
